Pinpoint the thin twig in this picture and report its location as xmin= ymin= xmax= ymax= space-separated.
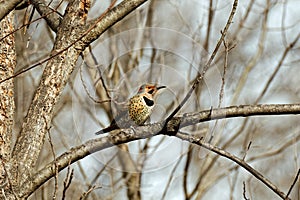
xmin=90 ymin=152 xmax=118 ymax=186
xmin=176 ymin=133 xmax=289 ymax=200
xmin=219 ymin=33 xmax=229 ymax=108
xmin=0 ymin=0 xmax=136 ymax=84
xmin=0 ymin=1 xmax=64 ymax=43
xmin=48 ymin=130 xmax=58 ymax=199
xmin=183 ymin=145 xmax=193 ymax=199
xmin=285 ymin=168 xmax=300 ymax=199
xmin=243 ymin=181 xmax=250 ymax=200
xmin=61 ymin=163 xmax=74 ymax=200
xmin=79 ymin=185 xmax=101 ymax=200
xmin=203 ymin=0 xmax=214 ymax=51
xmin=164 ymin=0 xmax=238 ymax=123
xmin=79 ymin=60 xmax=112 ymax=104
xmin=161 ymin=152 xmax=186 ymax=200
xmin=255 ymin=32 xmax=300 ymax=104
xmin=209 ymin=32 xmax=233 ymax=142
xmin=86 ymin=45 xmax=111 ymax=100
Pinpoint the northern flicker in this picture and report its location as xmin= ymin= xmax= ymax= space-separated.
xmin=95 ymin=84 xmax=166 ymax=135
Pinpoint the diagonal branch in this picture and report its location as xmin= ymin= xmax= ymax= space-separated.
xmin=31 ymin=0 xmax=63 ymax=32
xmin=11 ymin=0 xmax=90 ymax=186
xmin=285 ymin=168 xmax=300 ymax=199
xmin=19 ymin=103 xmax=300 ymax=198
xmin=0 ymin=0 xmax=149 ymax=84
xmin=9 ymin=0 xmax=150 ymax=189
xmin=0 ymin=0 xmax=24 ymax=21
xmin=165 ymin=0 xmax=238 ymax=122
xmin=176 ymin=133 xmax=289 ymax=200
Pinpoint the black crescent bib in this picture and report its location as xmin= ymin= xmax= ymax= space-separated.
xmin=143 ymin=96 xmax=154 ymax=106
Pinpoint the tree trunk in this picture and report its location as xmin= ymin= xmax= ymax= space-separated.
xmin=0 ymin=11 xmax=18 ymax=200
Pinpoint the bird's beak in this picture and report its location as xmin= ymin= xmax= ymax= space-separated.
xmin=157 ymin=86 xmax=166 ymax=90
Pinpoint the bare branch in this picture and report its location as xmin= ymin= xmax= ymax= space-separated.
xmin=11 ymin=0 xmax=91 ymax=186
xmin=0 ymin=0 xmax=149 ymax=84
xmin=161 ymin=152 xmax=186 ymax=200
xmin=176 ymin=133 xmax=289 ymax=200
xmin=84 ymin=0 xmax=149 ymax=46
xmin=31 ymin=0 xmax=63 ymax=32
xmin=62 ymin=164 xmax=74 ymax=200
xmin=243 ymin=181 xmax=250 ymax=200
xmin=255 ymin=32 xmax=300 ymax=103
xmin=0 ymin=0 xmax=23 ymax=21
xmin=19 ymin=103 xmax=300 ymax=198
xmin=47 ymin=130 xmax=58 ymax=200
xmin=165 ymin=0 xmax=238 ymax=122
xmin=79 ymin=185 xmax=101 ymax=200
xmin=285 ymin=168 xmax=300 ymax=199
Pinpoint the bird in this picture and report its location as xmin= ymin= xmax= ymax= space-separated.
xmin=95 ymin=84 xmax=166 ymax=135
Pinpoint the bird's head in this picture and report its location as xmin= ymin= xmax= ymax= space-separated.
xmin=137 ymin=84 xmax=166 ymax=99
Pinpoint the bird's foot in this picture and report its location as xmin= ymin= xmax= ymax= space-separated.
xmin=129 ymin=125 xmax=137 ymax=134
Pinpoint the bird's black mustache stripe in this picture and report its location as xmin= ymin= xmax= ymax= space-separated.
xmin=143 ymin=96 xmax=154 ymax=106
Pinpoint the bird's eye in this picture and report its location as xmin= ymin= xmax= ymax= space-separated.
xmin=148 ymin=89 xmax=154 ymax=94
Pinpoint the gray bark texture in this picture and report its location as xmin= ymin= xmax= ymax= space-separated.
xmin=0 ymin=0 xmax=149 ymax=198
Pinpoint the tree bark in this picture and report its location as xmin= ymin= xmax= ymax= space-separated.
xmin=11 ymin=0 xmax=88 ymax=187
xmin=0 ymin=0 xmax=149 ymax=198
xmin=0 ymin=0 xmax=23 ymax=21
xmin=0 ymin=11 xmax=17 ymax=200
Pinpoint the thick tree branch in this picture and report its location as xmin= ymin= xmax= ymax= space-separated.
xmin=179 ymin=103 xmax=300 ymax=127
xmin=0 ymin=0 xmax=149 ymax=84
xmin=30 ymin=0 xmax=149 ymax=44
xmin=0 ymin=1 xmax=63 ymax=44
xmin=82 ymin=0 xmax=149 ymax=46
xmin=0 ymin=12 xmax=15 ymax=162
xmin=31 ymin=0 xmax=63 ymax=32
xmin=11 ymin=0 xmax=89 ymax=186
xmin=19 ymin=103 xmax=300 ymax=198
xmin=0 ymin=0 xmax=23 ymax=21
xmin=5 ymin=0 xmax=150 ymax=194
xmin=0 ymin=12 xmax=16 ymax=198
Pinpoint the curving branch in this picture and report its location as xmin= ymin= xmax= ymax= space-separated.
xmin=176 ymin=133 xmax=288 ymax=200
xmin=8 ymin=0 xmax=150 ymax=189
xmin=82 ymin=0 xmax=149 ymax=45
xmin=0 ymin=0 xmax=23 ymax=21
xmin=0 ymin=0 xmax=149 ymax=84
xmin=31 ymin=0 xmax=63 ymax=32
xmin=11 ymin=0 xmax=91 ymax=187
xmin=19 ymin=103 xmax=300 ymax=198
xmin=165 ymin=0 xmax=238 ymax=122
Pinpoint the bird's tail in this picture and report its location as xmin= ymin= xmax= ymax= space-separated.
xmin=95 ymin=125 xmax=118 ymax=135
